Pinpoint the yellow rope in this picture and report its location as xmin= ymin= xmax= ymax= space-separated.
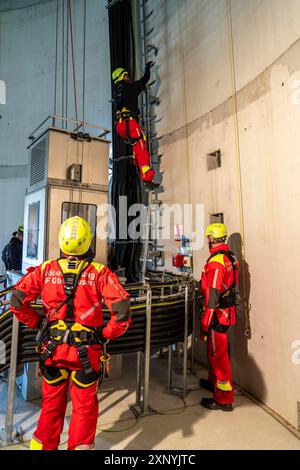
xmin=0 ymin=309 xmax=11 ymax=321
xmin=176 ymin=0 xmax=194 ymax=271
xmin=225 ymin=0 xmax=251 ymax=337
xmin=177 ymin=0 xmax=192 ymax=207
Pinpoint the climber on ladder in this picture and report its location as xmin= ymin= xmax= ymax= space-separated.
xmin=112 ymin=62 xmax=162 ymax=190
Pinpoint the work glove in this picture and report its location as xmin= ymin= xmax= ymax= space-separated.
xmin=96 ymin=327 xmax=110 ymax=345
xmin=200 ymin=328 xmax=208 ymax=342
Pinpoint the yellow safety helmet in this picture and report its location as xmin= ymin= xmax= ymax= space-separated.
xmin=112 ymin=67 xmax=128 ymax=84
xmin=59 ymin=216 xmax=92 ymax=256
xmin=205 ymin=223 xmax=228 ymax=240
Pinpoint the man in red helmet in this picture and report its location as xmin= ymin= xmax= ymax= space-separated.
xmin=112 ymin=64 xmax=162 ymax=190
xmin=10 ymin=216 xmax=131 ymax=450
xmin=199 ymin=223 xmax=239 ymax=411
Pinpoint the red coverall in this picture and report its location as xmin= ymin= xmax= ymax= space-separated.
xmin=10 ymin=259 xmax=131 ymax=450
xmin=200 ymin=244 xmax=239 ymax=405
xmin=116 ymin=117 xmax=155 ymax=182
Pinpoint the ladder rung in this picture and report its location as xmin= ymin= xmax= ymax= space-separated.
xmin=151 ymin=156 xmax=161 ymax=164
xmin=152 ymin=135 xmax=163 ymax=141
xmin=150 ymin=199 xmax=162 ymax=205
xmin=149 ymin=96 xmax=160 ymax=105
xmin=142 ymin=9 xmax=153 ymax=22
xmin=148 ymin=251 xmax=162 ymax=258
xmin=150 ymin=132 xmax=158 ymax=139
xmin=152 ymin=164 xmax=160 ymax=172
xmin=147 ymin=44 xmax=159 ymax=56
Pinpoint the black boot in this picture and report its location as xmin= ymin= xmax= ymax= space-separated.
xmin=199 ymin=378 xmax=214 ymax=393
xmin=201 ymin=397 xmax=233 ymax=412
xmin=144 ymin=181 xmax=160 ymax=191
xmin=144 ymin=170 xmax=162 ymax=191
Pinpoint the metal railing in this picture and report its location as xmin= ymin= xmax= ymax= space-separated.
xmin=28 ymin=114 xmax=111 ymax=146
xmin=0 ymin=274 xmax=196 ymax=440
xmin=129 ymin=277 xmax=195 ymax=417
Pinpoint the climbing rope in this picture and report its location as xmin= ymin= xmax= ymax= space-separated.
xmin=226 ymin=0 xmax=251 ymax=338
xmin=61 ymin=0 xmax=65 ymax=123
xmin=82 ymin=0 xmax=87 ymax=131
xmin=177 ymin=0 xmax=192 ymax=226
xmin=53 ymin=0 xmax=59 ymax=117
xmin=67 ymin=0 xmax=78 ymax=124
xmin=65 ymin=0 xmax=69 ymax=130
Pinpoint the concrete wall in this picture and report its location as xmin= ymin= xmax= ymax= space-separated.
xmin=0 ymin=0 xmax=111 ymax=273
xmin=146 ymin=0 xmax=300 ymax=429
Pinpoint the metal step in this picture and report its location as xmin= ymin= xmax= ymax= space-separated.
xmin=147 ymin=44 xmax=158 ymax=56
xmin=141 ymin=9 xmax=153 ymax=22
xmin=149 ymin=95 xmax=160 ymax=106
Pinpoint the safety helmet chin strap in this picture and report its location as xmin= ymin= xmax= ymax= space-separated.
xmin=209 ymin=237 xmax=227 ymax=249
xmin=62 ymin=247 xmax=94 ymax=260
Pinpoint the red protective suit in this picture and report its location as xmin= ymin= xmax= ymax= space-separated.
xmin=200 ymin=243 xmax=239 ymax=405
xmin=116 ymin=117 xmax=155 ymax=183
xmin=10 ymin=258 xmax=131 ymax=450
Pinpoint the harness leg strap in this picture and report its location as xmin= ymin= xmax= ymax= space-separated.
xmin=77 ymin=345 xmax=93 ymax=375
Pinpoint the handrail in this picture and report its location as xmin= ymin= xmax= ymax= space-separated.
xmin=28 ymin=114 xmax=111 ymax=143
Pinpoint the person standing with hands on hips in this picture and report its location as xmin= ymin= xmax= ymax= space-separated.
xmin=10 ymin=216 xmax=131 ymax=450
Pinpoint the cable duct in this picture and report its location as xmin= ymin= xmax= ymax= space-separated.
xmin=0 ymin=273 xmax=194 ymax=374
xmin=108 ymin=0 xmax=144 ymax=282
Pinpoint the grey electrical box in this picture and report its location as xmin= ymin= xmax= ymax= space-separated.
xmin=68 ymin=163 xmax=82 ymax=182
xmin=210 ymin=213 xmax=224 ymax=224
xmin=27 ymin=128 xmax=109 ymax=193
xmin=207 ymin=149 xmax=221 ymax=171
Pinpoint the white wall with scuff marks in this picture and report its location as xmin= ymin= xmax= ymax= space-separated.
xmin=146 ymin=0 xmax=300 ymax=429
xmin=0 ymin=0 xmax=111 ymax=273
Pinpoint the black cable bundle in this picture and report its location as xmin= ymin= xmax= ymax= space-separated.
xmin=108 ymin=0 xmax=144 ymax=282
xmin=0 ymin=281 xmax=194 ymax=372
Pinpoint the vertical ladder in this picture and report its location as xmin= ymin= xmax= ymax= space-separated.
xmin=139 ymin=0 xmax=164 ymax=278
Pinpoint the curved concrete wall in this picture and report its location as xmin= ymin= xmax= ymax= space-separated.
xmin=147 ymin=0 xmax=300 ymax=429
xmin=0 ymin=0 xmax=111 ymax=273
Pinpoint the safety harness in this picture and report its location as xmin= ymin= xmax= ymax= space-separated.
xmin=207 ymin=249 xmax=239 ymax=309
xmin=116 ymin=107 xmax=145 ymax=146
xmin=207 ymin=250 xmax=239 ymax=334
xmin=37 ymin=259 xmax=110 ymax=375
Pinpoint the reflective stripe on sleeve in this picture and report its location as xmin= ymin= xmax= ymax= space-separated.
xmin=80 ymin=302 xmax=100 ymax=321
xmin=212 ymin=269 xmax=219 ymax=288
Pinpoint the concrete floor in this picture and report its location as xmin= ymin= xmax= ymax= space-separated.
xmin=1 ymin=353 xmax=300 ymax=450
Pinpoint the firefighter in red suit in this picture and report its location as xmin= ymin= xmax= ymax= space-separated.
xmin=10 ymin=216 xmax=131 ymax=450
xmin=199 ymin=223 xmax=239 ymax=411
xmin=112 ymin=64 xmax=162 ymax=190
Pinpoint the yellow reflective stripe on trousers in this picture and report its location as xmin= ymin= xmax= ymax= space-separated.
xmin=141 ymin=165 xmax=151 ymax=174
xmin=30 ymin=437 xmax=43 ymax=450
xmin=217 ymin=381 xmax=232 ymax=392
